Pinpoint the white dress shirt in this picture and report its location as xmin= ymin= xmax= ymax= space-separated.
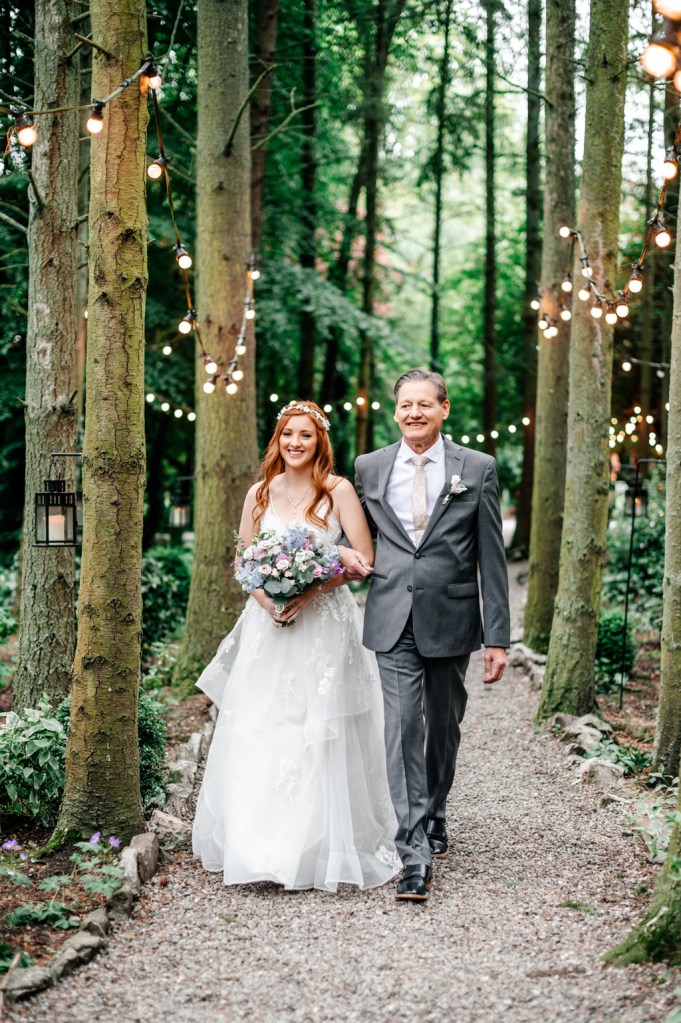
xmin=385 ymin=435 xmax=446 ymax=544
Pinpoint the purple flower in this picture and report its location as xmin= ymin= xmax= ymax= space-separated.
xmin=89 ymin=831 xmax=102 ymax=845
xmin=19 ymin=852 xmax=27 ymax=861
xmin=108 ymin=835 xmax=121 ymax=849
xmin=2 ymin=838 xmax=18 ymax=850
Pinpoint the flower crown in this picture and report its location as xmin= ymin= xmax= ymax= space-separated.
xmin=277 ymin=403 xmax=330 ymax=431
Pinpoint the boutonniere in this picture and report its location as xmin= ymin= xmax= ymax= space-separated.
xmin=442 ymin=474 xmax=468 ymax=506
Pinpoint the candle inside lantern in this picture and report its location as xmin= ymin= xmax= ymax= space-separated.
xmin=49 ymin=510 xmax=66 ymax=543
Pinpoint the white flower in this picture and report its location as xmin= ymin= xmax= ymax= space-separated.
xmin=442 ymin=474 xmax=468 ymax=505
xmin=259 ymin=564 xmax=272 ymax=575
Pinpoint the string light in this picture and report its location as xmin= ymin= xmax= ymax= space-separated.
xmin=178 ymin=311 xmax=194 ymax=335
xmin=269 ymin=393 xmax=279 ymax=402
xmin=640 ymin=37 xmax=678 ymax=78
xmin=147 ymin=154 xmax=167 ymax=180
xmin=622 ymin=360 xmax=632 ymax=372
xmin=144 ymin=61 xmax=162 ymax=91
xmin=232 ymin=368 xmax=244 ymax=382
xmin=175 ymin=244 xmax=192 ymax=270
xmin=461 ymin=435 xmax=470 ymax=444
xmin=235 ymin=340 xmax=247 ymax=357
xmin=615 ymin=295 xmax=629 ymax=318
xmin=146 ymin=393 xmax=155 ymax=403
xmin=356 ymin=396 xmax=366 ymax=406
xmin=561 ymin=274 xmax=573 ymax=293
xmin=628 ymin=265 xmax=644 ymax=293
xmin=663 ymin=146 xmax=679 ymax=180
xmin=174 ymin=408 xmax=183 ymax=418
xmin=490 ymin=429 xmax=499 ymax=439
xmin=323 ymin=404 xmax=332 ymax=413
xmin=162 ymin=344 xmax=172 ymax=356
xmin=86 ymin=102 xmax=105 ymax=135
xmin=578 ymin=286 xmax=590 ymax=301
xmin=508 ymin=424 xmax=517 ymax=433
xmin=591 ymin=303 xmax=603 ymax=319
xmin=203 ymin=377 xmax=217 ymax=395
xmin=530 ymin=297 xmax=540 ymax=310
xmin=188 ymin=412 xmax=196 ymax=422
xmin=371 ymin=401 xmax=381 ymax=410
xmin=560 ymin=307 xmax=572 ymax=322
xmin=161 ymin=402 xmax=170 ymax=412
xmin=249 ymin=254 xmax=261 ymax=281
xmin=203 ymin=356 xmax=218 ymax=375
xmin=559 ymin=226 xmax=571 ymax=238
xmin=343 ymin=402 xmax=352 ymax=411
xmin=538 ymin=316 xmax=549 ymax=330
xmin=650 ymin=212 xmax=672 ymax=248
xmin=605 ymin=306 xmax=618 ymax=325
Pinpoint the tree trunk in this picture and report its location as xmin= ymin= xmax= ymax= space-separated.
xmin=56 ymin=0 xmax=149 ymax=841
xmin=651 ymin=224 xmax=681 ymax=776
xmin=524 ymin=0 xmax=576 ymax=653
xmin=13 ymin=0 xmax=79 ymax=714
xmin=640 ymin=66 xmax=655 ymax=419
xmin=172 ymin=0 xmax=257 ymax=690
xmin=662 ymin=83 xmax=680 ymax=447
xmin=429 ymin=0 xmax=453 ymax=374
xmin=297 ymin=0 xmax=317 ymax=398
xmin=482 ymin=0 xmax=497 ymax=456
xmin=538 ymin=0 xmax=629 ymax=718
xmin=510 ymin=0 xmax=541 ymax=555
xmin=250 ymin=0 xmax=279 ymax=255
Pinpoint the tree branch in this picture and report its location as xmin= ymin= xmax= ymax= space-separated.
xmin=0 ymin=211 xmax=27 ymax=235
xmin=251 ymin=101 xmax=319 ymax=153
xmin=73 ymin=33 xmax=115 ymax=60
xmin=28 ymin=172 xmax=45 ymax=212
xmin=223 ymin=65 xmax=275 ymax=157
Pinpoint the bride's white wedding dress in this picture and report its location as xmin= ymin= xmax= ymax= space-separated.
xmin=192 ymin=502 xmax=400 ymax=891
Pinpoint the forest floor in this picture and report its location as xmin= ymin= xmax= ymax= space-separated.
xmin=6 ymin=565 xmax=680 ymax=1023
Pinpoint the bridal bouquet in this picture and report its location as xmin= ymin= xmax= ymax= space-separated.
xmin=234 ymin=525 xmax=344 ymax=623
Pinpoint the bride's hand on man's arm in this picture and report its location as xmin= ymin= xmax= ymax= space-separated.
xmin=338 ymin=545 xmax=373 ymax=580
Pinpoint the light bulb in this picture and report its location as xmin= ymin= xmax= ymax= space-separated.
xmin=656 ymin=444 xmax=664 ymax=455
xmin=490 ymin=430 xmax=499 ymax=439
xmin=371 ymin=401 xmax=381 ymax=410
xmin=178 ymin=311 xmax=193 ymax=334
xmin=204 ymin=359 xmax=217 ymax=374
xmin=628 ymin=268 xmax=643 ymax=294
xmin=530 ymin=298 xmax=540 ymax=310
xmin=14 ymin=112 xmax=37 ymax=147
xmin=232 ymin=369 xmax=244 ymax=381
xmin=581 ymin=265 xmax=593 ymax=278
xmin=609 ymin=438 xmax=616 ymax=448
xmin=203 ymin=379 xmax=216 ymax=394
xmin=538 ymin=317 xmax=548 ymax=330
xmin=561 ymin=277 xmax=573 ymax=293
xmin=174 ymin=408 xmax=183 ymax=418
xmin=250 ymin=268 xmax=261 ymax=281
xmin=236 ymin=343 xmax=247 ymax=356
xmin=461 ymin=435 xmax=470 ymax=444
xmin=578 ymin=287 xmax=590 ymax=301
xmin=646 ymin=414 xmax=654 ymax=424
xmin=162 ymin=344 xmax=172 ymax=356
xmin=657 ymin=368 xmax=666 ymax=378
xmin=663 ymin=147 xmax=679 ymax=181
xmin=508 ymin=424 xmax=517 ymax=433
xmin=605 ymin=310 xmax=618 ymax=325
xmin=175 ymin=245 xmax=192 ymax=269
xmin=323 ymin=404 xmax=332 ymax=413
xmin=269 ymin=393 xmax=279 ymax=402
xmin=591 ymin=305 xmax=603 ymax=319
xmin=226 ymin=382 xmax=238 ymax=395
xmin=522 ymin=417 xmax=530 ymax=426
xmin=86 ymin=104 xmax=105 ymax=135
xmin=560 ymin=308 xmax=572 ymax=321
xmin=147 ymin=158 xmax=165 ymax=180
xmin=674 ymin=68 xmax=681 ymax=92
xmin=654 ymin=224 xmax=672 ymax=248
xmin=245 ymin=308 xmax=256 ymax=320
xmin=634 ymin=405 xmax=642 ymax=414
xmin=161 ymin=402 xmax=170 ymax=412
xmin=559 ymin=226 xmax=571 ymax=238
xmin=356 ymin=396 xmax=366 ymax=405
xmin=616 ymin=300 xmax=629 ymax=318
xmin=188 ymin=412 xmax=196 ymax=421
xmin=343 ymin=402 xmax=352 ymax=411
xmin=622 ymin=361 xmax=632 ymax=372
xmin=146 ymin=393 xmax=155 ymax=403
xmin=640 ymin=40 xmax=678 ymax=79
xmin=476 ymin=434 xmax=484 ymax=443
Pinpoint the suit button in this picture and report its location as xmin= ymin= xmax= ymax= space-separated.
xmin=415 ymin=552 xmax=421 ymax=559
xmin=407 ymin=585 xmax=412 ymax=592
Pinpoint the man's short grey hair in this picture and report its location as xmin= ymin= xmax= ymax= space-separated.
xmin=393 ymin=368 xmax=448 ymax=404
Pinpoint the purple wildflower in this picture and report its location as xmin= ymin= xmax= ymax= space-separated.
xmin=108 ymin=835 xmax=121 ymax=849
xmin=89 ymin=831 xmax=102 ymax=845
xmin=2 ymin=838 xmax=18 ymax=850
xmin=19 ymin=852 xmax=27 ymax=861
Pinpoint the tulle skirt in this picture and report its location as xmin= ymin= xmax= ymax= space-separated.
xmin=192 ymin=586 xmax=400 ymax=891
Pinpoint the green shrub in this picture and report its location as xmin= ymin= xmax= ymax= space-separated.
xmin=595 ymin=609 xmax=634 ymax=692
xmin=0 ymin=701 xmax=67 ymax=825
xmin=56 ymin=692 xmax=166 ymax=811
xmin=0 ymin=564 xmax=17 ymax=641
xmin=141 ymin=546 xmax=192 ymax=655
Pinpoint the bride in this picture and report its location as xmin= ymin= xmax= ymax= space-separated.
xmin=192 ymin=400 xmax=399 ymax=891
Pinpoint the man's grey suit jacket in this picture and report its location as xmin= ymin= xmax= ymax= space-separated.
xmin=355 ymin=437 xmax=510 ymax=658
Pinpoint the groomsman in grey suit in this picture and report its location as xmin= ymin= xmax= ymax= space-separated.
xmin=348 ymin=369 xmax=510 ymax=901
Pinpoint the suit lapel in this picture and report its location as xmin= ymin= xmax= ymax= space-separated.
xmin=419 ymin=438 xmax=465 ymax=546
xmin=376 ymin=443 xmax=414 ymax=548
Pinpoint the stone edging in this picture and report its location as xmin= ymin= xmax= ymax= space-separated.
xmin=2 ymin=706 xmax=217 ymax=1006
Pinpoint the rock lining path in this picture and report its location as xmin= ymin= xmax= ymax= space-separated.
xmin=9 ymin=567 xmax=677 ymax=1023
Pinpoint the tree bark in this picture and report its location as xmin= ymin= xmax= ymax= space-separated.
xmin=172 ymin=0 xmax=257 ymax=689
xmin=651 ymin=223 xmax=681 ymax=776
xmin=250 ymin=0 xmax=279 ymax=255
xmin=297 ymin=0 xmax=317 ymax=398
xmin=13 ymin=0 xmax=79 ymax=714
xmin=482 ymin=0 xmax=497 ymax=457
xmin=56 ymin=0 xmax=149 ymax=841
xmin=640 ymin=65 xmax=655 ymax=419
xmin=510 ymin=0 xmax=541 ymax=555
xmin=538 ymin=0 xmax=629 ymax=718
xmin=662 ymin=83 xmax=680 ymax=447
xmin=524 ymin=0 xmax=576 ymax=653
xmin=429 ymin=0 xmax=453 ymax=374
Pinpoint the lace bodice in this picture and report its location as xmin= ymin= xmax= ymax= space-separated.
xmin=261 ymin=499 xmax=342 ymax=545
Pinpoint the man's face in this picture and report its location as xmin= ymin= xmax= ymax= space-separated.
xmin=394 ymin=381 xmax=450 ymax=450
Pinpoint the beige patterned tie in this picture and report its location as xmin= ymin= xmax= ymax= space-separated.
xmin=410 ymin=454 xmax=429 ymax=546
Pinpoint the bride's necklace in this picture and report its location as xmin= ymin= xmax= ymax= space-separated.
xmin=285 ymin=485 xmax=311 ymax=511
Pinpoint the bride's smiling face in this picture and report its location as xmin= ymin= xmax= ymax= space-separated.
xmin=279 ymin=415 xmax=318 ymax=469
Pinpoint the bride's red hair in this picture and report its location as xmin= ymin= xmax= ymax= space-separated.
xmin=253 ymin=401 xmax=336 ymax=528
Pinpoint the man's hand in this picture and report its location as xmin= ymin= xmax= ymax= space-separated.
xmin=338 ymin=545 xmax=374 ymax=581
xmin=483 ymin=646 xmax=506 ymax=684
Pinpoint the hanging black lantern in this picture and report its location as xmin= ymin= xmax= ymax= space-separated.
xmin=624 ymin=480 xmax=648 ymax=519
xmin=34 ymin=478 xmax=78 ymax=547
xmin=169 ymin=476 xmax=193 ymax=529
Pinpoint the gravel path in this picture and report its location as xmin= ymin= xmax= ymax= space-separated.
xmin=10 ymin=567 xmax=677 ymax=1023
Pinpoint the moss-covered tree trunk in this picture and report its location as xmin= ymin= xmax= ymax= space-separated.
xmin=510 ymin=0 xmax=541 ymax=555
xmin=482 ymin=0 xmax=497 ymax=458
xmin=250 ymin=0 xmax=279 ymax=255
xmin=55 ymin=0 xmax=148 ymax=842
xmin=651 ymin=214 xmax=681 ymax=776
xmin=429 ymin=0 xmax=453 ymax=375
xmin=13 ymin=0 xmax=79 ymax=714
xmin=537 ymin=0 xmax=628 ymax=718
xmin=523 ymin=0 xmax=575 ymax=653
xmin=297 ymin=0 xmax=317 ymax=398
xmin=172 ymin=0 xmax=256 ymax=688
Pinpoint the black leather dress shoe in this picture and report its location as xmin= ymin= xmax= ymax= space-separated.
xmin=425 ymin=817 xmax=448 ymax=858
xmin=395 ymin=864 xmax=433 ymax=902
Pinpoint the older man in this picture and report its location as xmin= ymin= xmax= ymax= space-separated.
xmin=350 ymin=369 xmax=510 ymax=901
